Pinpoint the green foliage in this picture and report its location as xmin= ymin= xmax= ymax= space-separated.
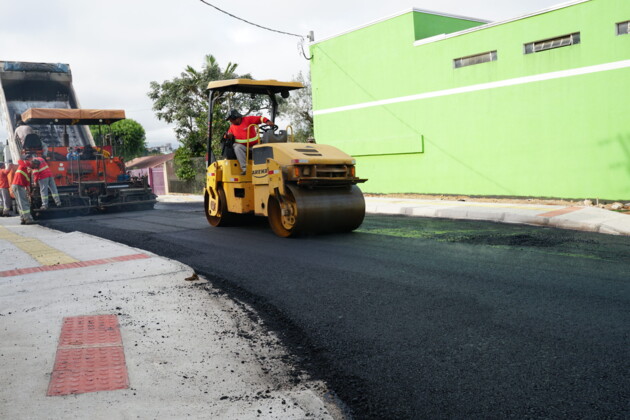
xmin=89 ymin=118 xmax=147 ymax=161
xmin=173 ymin=147 xmax=197 ymax=181
xmin=279 ymin=71 xmax=313 ymax=143
xmin=148 ymin=54 xmax=270 ymax=167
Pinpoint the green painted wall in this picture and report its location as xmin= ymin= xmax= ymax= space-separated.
xmin=310 ymin=0 xmax=630 ymax=200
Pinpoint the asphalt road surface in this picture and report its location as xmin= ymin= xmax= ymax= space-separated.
xmin=41 ymin=203 xmax=630 ymax=419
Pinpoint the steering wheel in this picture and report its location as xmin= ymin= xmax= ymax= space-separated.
xmin=260 ymin=123 xmax=278 ymax=132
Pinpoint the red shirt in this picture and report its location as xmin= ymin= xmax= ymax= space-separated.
xmin=12 ymin=160 xmax=31 ymax=187
xmin=227 ymin=116 xmax=271 ymax=146
xmin=31 ymin=157 xmax=53 ymax=182
xmin=0 ymin=168 xmax=10 ymax=189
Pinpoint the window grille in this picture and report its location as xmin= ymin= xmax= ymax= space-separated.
xmin=524 ymin=33 xmax=580 ymax=54
xmin=453 ymin=51 xmax=497 ymax=68
xmin=617 ymin=21 xmax=630 ymax=35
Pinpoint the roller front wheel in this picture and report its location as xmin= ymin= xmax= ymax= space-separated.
xmin=268 ymin=192 xmax=299 ymax=238
xmin=205 ymin=188 xmax=234 ymax=227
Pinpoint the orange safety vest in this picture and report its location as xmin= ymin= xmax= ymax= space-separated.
xmin=0 ymin=169 xmax=10 ymax=189
xmin=228 ymin=116 xmax=270 ymax=146
xmin=12 ymin=168 xmax=30 ymax=187
xmin=31 ymin=157 xmax=53 ymax=182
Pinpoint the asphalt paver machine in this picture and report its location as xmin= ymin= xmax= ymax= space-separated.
xmin=204 ymin=79 xmax=366 ymax=237
xmin=19 ymin=108 xmax=156 ymax=215
xmin=0 ymin=61 xmax=156 ymax=217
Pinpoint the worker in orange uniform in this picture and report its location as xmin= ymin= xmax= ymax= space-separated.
xmin=11 ymin=158 xmax=35 ymax=224
xmin=29 ymin=155 xmax=61 ymax=210
xmin=0 ymin=162 xmax=13 ymax=217
xmin=225 ymin=109 xmax=274 ymax=174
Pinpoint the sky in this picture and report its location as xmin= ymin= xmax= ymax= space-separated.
xmin=0 ymin=0 xmax=566 ymax=148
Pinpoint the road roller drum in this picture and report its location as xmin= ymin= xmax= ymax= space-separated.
xmin=268 ymin=185 xmax=365 ymax=237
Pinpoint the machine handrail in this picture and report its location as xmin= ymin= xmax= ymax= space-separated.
xmin=244 ymin=123 xmax=262 ymax=173
xmin=285 ymin=125 xmax=295 ymax=143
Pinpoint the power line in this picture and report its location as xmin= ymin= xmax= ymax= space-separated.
xmin=197 ymin=0 xmax=313 ymax=60
xmin=198 ymin=0 xmax=303 ymax=38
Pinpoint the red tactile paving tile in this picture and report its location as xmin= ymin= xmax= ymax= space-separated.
xmin=48 ymin=315 xmax=129 ymax=396
xmin=53 ymin=347 xmax=126 ymax=371
xmin=0 ymin=253 xmax=150 ymax=278
xmin=59 ymin=315 xmax=122 ymax=347
xmin=47 ymin=366 xmax=129 ymax=396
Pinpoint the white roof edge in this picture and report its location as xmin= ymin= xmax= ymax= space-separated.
xmin=311 ymin=7 xmax=489 ymax=46
xmin=413 ymin=0 xmax=592 ymax=47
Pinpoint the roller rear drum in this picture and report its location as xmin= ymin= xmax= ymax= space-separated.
xmin=268 ymin=184 xmax=365 ymax=237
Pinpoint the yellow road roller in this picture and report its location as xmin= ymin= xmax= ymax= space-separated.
xmin=204 ymin=79 xmax=366 ymax=237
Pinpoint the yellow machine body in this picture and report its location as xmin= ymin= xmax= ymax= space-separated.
xmin=204 ymin=79 xmax=366 ymax=237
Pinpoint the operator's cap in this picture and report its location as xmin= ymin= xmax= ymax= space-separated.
xmin=226 ymin=109 xmax=243 ymax=121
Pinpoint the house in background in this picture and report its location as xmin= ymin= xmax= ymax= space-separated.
xmin=126 ymin=152 xmax=174 ymax=196
xmin=309 ymin=0 xmax=630 ymax=200
xmin=148 ymin=143 xmax=174 ymax=154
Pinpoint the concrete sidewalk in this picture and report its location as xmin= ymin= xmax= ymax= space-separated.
xmin=0 ymin=217 xmax=343 ymax=419
xmin=364 ymin=196 xmax=630 ymax=236
xmin=158 ymin=194 xmax=630 ymax=236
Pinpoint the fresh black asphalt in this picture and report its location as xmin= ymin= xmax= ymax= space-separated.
xmin=41 ymin=203 xmax=630 ymax=419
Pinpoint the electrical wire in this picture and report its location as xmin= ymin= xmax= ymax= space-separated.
xmin=197 ymin=0 xmax=312 ymax=60
xmin=198 ymin=0 xmax=302 ymax=38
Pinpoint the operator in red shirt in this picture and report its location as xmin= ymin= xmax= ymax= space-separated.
xmin=225 ymin=109 xmax=274 ymax=175
xmin=29 ymin=155 xmax=61 ymax=210
xmin=11 ymin=158 xmax=35 ymax=224
xmin=0 ymin=162 xmax=13 ymax=217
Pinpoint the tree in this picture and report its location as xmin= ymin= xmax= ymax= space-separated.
xmin=148 ymin=55 xmax=272 ymax=180
xmin=90 ymin=118 xmax=146 ymax=161
xmin=279 ymin=71 xmax=313 ymax=143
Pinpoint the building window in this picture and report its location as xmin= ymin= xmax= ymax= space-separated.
xmin=453 ymin=51 xmax=497 ymax=68
xmin=524 ymin=32 xmax=580 ymax=54
xmin=617 ymin=20 xmax=630 ymax=35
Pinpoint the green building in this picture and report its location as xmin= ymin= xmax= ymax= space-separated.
xmin=309 ymin=0 xmax=630 ymax=200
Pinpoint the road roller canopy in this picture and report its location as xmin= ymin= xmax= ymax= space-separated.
xmin=21 ymin=108 xmax=126 ymax=125
xmin=206 ymin=79 xmax=303 ymax=95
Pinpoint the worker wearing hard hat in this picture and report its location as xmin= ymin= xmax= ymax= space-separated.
xmin=11 ymin=158 xmax=35 ymax=224
xmin=225 ymin=109 xmax=274 ymax=175
xmin=29 ymin=155 xmax=61 ymax=210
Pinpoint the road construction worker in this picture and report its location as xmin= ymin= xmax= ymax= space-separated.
xmin=11 ymin=159 xmax=35 ymax=224
xmin=29 ymin=155 xmax=61 ymax=210
xmin=225 ymin=109 xmax=274 ymax=174
xmin=66 ymin=147 xmax=79 ymax=160
xmin=0 ymin=162 xmax=12 ymax=217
